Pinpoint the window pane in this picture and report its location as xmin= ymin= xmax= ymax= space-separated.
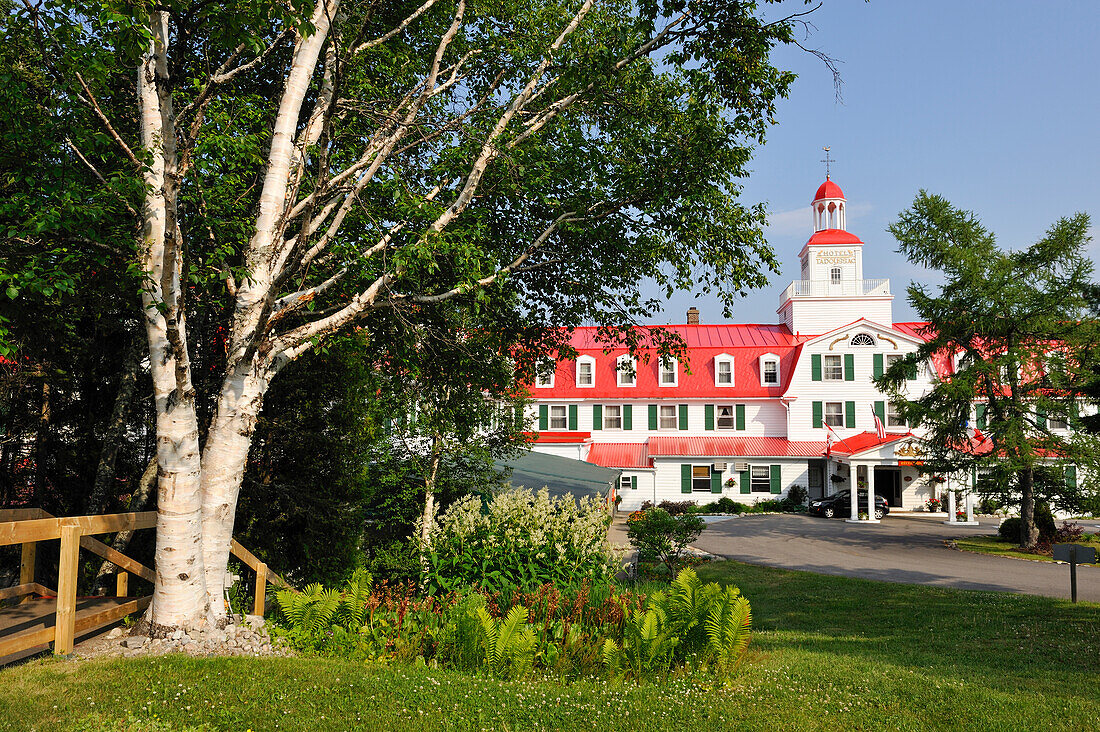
xmin=1048 ymin=414 xmax=1067 ymax=430
xmin=823 ymin=355 xmax=843 ymax=381
xmin=750 ymin=466 xmax=770 ymax=492
xmin=830 ymin=267 xmax=842 ymax=284
xmin=578 ymin=362 xmax=593 ymax=385
xmin=717 ymin=405 xmax=735 ymax=429
xmin=692 ymin=465 xmax=711 ymax=492
xmin=550 ymin=405 xmax=567 ymax=429
xmin=825 ymin=402 xmax=843 ymax=427
xmin=604 ymin=405 xmax=622 ymax=429
xmin=886 ymin=354 xmax=902 ymax=369
xmin=718 ymin=361 xmax=732 ymax=384
xmin=660 ymin=359 xmax=676 ymax=384
xmin=887 ymin=402 xmax=906 ymax=428
xmin=763 ymin=361 xmax=778 ymax=383
xmin=659 ymin=405 xmax=677 ymax=429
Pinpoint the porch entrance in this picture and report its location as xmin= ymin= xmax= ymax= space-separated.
xmin=807 ymin=459 xmax=826 ymax=500
xmin=874 ymin=467 xmax=902 ymax=507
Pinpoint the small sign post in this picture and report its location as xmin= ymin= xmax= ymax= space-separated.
xmin=1052 ymin=543 xmax=1098 ymax=603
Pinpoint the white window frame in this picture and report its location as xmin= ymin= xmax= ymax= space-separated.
xmin=659 ymin=357 xmax=678 ymax=387
xmin=535 ymin=359 xmax=555 ymax=388
xmin=620 ymin=475 xmax=634 ymax=492
xmin=549 ymin=405 xmax=568 ymax=430
xmin=714 ymin=354 xmax=734 ymax=387
xmin=823 ymin=354 xmax=843 ymax=381
xmin=886 ymin=353 xmax=903 ymax=370
xmin=824 ymin=401 xmax=844 ymax=427
xmin=659 ymin=404 xmax=678 ymax=430
xmin=850 ymin=333 xmax=876 ymax=347
xmin=603 ymin=404 xmax=623 ymax=430
xmin=616 ymin=355 xmax=637 ymax=387
xmin=886 ymin=401 xmax=906 ymax=428
xmin=830 ymin=267 xmax=842 ymax=284
xmin=692 ymin=465 xmax=713 ymax=493
xmin=759 ymin=353 xmax=780 ymax=386
xmin=1046 ymin=412 xmax=1068 ymax=431
xmin=716 ymin=405 xmax=736 ymax=430
xmin=576 ymin=355 xmax=596 ymax=388
xmin=750 ymin=465 xmax=771 ymax=493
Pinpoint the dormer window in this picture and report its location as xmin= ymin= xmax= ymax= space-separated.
xmin=759 ymin=353 xmax=780 ymax=386
xmin=616 ymin=355 xmax=637 ymax=387
xmin=576 ymin=356 xmax=595 ymax=388
xmin=830 ymin=267 xmax=842 ymax=284
xmin=714 ymin=354 xmax=734 ymax=387
xmin=850 ymin=333 xmax=875 ymax=347
xmin=659 ymin=357 xmax=678 ymax=387
xmin=535 ymin=360 xmax=555 ymax=388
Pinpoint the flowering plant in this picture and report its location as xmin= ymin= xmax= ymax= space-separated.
xmin=725 ymin=477 xmax=736 ymax=487
xmin=925 ymin=498 xmax=942 ymax=512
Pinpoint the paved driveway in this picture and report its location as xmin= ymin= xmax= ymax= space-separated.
xmin=693 ymin=513 xmax=1100 ymax=602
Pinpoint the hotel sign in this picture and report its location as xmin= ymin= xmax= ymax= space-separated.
xmin=814 ymin=248 xmax=857 ymax=265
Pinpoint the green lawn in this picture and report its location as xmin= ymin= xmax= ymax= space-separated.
xmin=955 ymin=533 xmax=1100 ymax=563
xmin=2 ymin=561 xmax=1098 ymax=731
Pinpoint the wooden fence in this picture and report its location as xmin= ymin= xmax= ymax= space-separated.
xmin=0 ymin=508 xmax=290 ymax=658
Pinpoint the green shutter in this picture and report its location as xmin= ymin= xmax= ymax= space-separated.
xmin=623 ymin=404 xmax=632 ymax=431
xmin=678 ymin=404 xmax=688 ymax=430
xmin=740 ymin=470 xmax=750 ymax=494
xmin=649 ymin=404 xmax=658 ymax=430
xmin=1069 ymin=401 xmax=1080 ymax=429
xmin=844 ymin=353 xmax=855 ymax=381
xmin=1036 ymin=408 xmax=1047 ymax=430
xmin=811 ymin=354 xmax=822 ymax=381
xmin=873 ymin=353 xmax=884 ymax=379
xmin=975 ymin=403 xmax=987 ymax=429
xmin=705 ymin=404 xmax=715 ymax=431
xmin=845 ymin=401 xmax=856 ymax=429
xmin=711 ymin=470 xmax=722 ymax=493
xmin=736 ymin=404 xmax=746 ymax=431
xmin=630 ymin=475 xmax=638 ymax=490
xmin=592 ymin=404 xmax=602 ymax=430
xmin=874 ymin=401 xmax=885 ymax=424
xmin=1066 ymin=465 xmax=1077 ymax=490
xmin=538 ymin=405 xmax=548 ymax=431
xmin=812 ymin=401 xmax=823 ymax=429
xmin=681 ymin=464 xmax=692 ymax=494
xmin=514 ymin=405 xmax=525 ymax=431
xmin=568 ymin=404 xmax=578 ymax=431
xmin=907 ymin=361 xmax=918 ymax=380
xmin=770 ymin=464 xmax=781 ymax=494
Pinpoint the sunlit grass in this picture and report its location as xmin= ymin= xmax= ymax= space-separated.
xmin=3 ymin=561 xmax=1098 ymax=731
xmin=954 ymin=533 xmax=1100 ymax=563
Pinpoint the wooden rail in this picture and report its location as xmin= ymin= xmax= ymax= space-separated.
xmin=1 ymin=508 xmax=290 ymax=658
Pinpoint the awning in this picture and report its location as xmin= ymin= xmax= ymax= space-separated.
xmin=497 ymin=450 xmax=621 ymax=500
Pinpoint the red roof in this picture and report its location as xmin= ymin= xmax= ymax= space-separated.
xmin=814 ymin=179 xmax=845 ymax=201
xmin=533 ymin=325 xmax=807 ymax=399
xmin=647 ymin=432 xmax=911 ymax=459
xmin=587 ymin=443 xmax=651 ymax=468
xmin=806 ymin=229 xmax=863 ymax=246
xmin=527 ymin=431 xmax=591 ymax=444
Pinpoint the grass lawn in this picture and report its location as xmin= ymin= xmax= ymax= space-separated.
xmin=2 ymin=561 xmax=1098 ymax=731
xmin=955 ymin=533 xmax=1100 ymax=563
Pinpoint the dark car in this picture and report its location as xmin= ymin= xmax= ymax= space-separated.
xmin=808 ymin=489 xmax=890 ymax=520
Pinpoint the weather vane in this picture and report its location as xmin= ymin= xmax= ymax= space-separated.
xmin=821 ymin=146 xmax=833 ymax=180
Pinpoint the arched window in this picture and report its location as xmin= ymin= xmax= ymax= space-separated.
xmin=850 ymin=333 xmax=876 ymax=347
xmin=830 ymin=267 xmax=842 ymax=284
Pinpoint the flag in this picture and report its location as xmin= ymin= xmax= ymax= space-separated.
xmin=823 ymin=421 xmax=839 ymax=457
xmin=966 ymin=419 xmax=987 ymax=445
xmin=871 ymin=403 xmax=886 ymax=440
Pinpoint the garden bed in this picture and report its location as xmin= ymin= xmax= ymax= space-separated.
xmin=953 ymin=534 xmax=1100 ymax=563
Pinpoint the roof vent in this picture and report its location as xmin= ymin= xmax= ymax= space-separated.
xmin=687 ymin=307 xmax=700 ymax=325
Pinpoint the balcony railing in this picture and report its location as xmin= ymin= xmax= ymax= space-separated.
xmin=780 ymin=278 xmax=890 ymax=302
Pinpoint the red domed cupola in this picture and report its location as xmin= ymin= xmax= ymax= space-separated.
xmin=812 ymin=176 xmax=846 ymax=232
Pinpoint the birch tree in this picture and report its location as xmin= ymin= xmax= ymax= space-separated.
xmin=10 ymin=0 xmax=816 ymax=630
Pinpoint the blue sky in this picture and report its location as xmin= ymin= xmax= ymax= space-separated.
xmin=650 ymin=0 xmax=1099 ymax=326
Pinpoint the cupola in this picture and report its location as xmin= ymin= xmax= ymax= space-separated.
xmin=812 ymin=177 xmax=846 ymax=232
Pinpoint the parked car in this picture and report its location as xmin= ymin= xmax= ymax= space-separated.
xmin=808 ymin=489 xmax=890 ymax=520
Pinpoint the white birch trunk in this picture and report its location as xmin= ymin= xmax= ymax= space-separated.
xmin=139 ymin=10 xmax=209 ymax=630
xmin=200 ymin=364 xmax=271 ymax=616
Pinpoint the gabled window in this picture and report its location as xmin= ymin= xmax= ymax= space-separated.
xmin=759 ymin=353 xmax=780 ymax=386
xmin=616 ymin=355 xmax=637 ymax=387
xmin=659 ymin=357 xmax=678 ymax=387
xmin=850 ymin=333 xmax=876 ymax=347
xmin=535 ymin=359 xmax=555 ymax=388
xmin=576 ymin=355 xmax=595 ymax=388
xmin=714 ymin=354 xmax=734 ymax=387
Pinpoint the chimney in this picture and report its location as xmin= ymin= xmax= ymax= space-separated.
xmin=686 ymin=307 xmax=700 ymax=325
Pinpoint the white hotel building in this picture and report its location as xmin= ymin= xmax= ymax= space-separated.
xmin=524 ymin=178 xmax=958 ymax=518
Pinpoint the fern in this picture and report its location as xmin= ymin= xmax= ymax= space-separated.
xmin=276 ymin=583 xmax=341 ymax=635
xmin=703 ymin=586 xmax=752 ymax=682
xmin=474 ymin=605 xmax=536 ymax=679
xmin=334 ymin=569 xmax=372 ymax=631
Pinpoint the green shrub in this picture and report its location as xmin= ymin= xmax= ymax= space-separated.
xmin=998 ymin=503 xmax=1058 ymax=545
xmin=787 ymin=485 xmax=809 ymax=506
xmin=626 ymin=508 xmax=705 ymax=575
xmin=998 ymin=517 xmax=1021 ymax=542
xmin=424 ymin=487 xmax=616 ymax=595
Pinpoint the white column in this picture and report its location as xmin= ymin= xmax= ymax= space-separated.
xmin=966 ymin=491 xmax=976 ymax=523
xmin=849 ymin=466 xmax=859 ymax=521
xmin=945 ymin=481 xmax=957 ymax=524
xmin=866 ymin=475 xmax=877 ymax=522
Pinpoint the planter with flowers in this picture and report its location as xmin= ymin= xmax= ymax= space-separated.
xmin=924 ymin=498 xmax=942 ymax=513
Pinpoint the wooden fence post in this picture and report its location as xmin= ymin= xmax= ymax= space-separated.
xmin=19 ymin=541 xmax=36 ymax=605
xmin=253 ymin=562 xmax=268 ymax=617
xmin=55 ymin=523 xmax=81 ymax=654
xmin=116 ymin=571 xmax=128 ymax=598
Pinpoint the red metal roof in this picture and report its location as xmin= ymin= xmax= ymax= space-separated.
xmin=814 ymin=179 xmax=845 ymax=201
xmin=647 ymin=432 xmax=911 ymax=458
xmin=806 ymin=229 xmax=863 ymax=246
xmin=587 ymin=443 xmax=651 ymax=468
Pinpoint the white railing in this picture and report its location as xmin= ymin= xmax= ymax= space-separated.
xmin=780 ymin=278 xmax=890 ymax=301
